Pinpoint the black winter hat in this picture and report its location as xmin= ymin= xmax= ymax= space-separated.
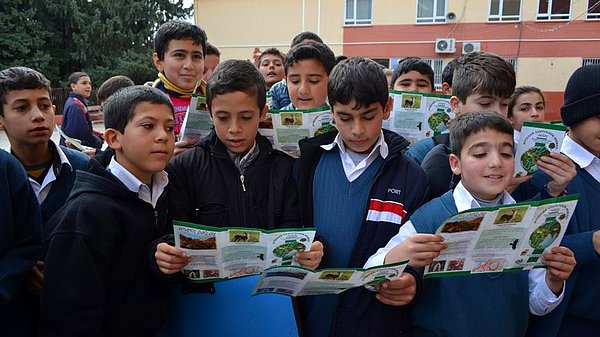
xmin=560 ymin=65 xmax=600 ymax=127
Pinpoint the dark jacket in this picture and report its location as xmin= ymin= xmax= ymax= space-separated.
xmin=295 ymin=130 xmax=430 ymax=337
xmin=0 ymin=150 xmax=41 ymax=337
xmin=60 ymin=93 xmax=102 ymax=149
xmin=167 ymin=131 xmax=300 ymax=229
xmin=40 ymin=151 xmax=170 ymax=337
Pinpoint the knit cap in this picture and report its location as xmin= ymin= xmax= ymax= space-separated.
xmin=560 ymin=64 xmax=600 ymax=126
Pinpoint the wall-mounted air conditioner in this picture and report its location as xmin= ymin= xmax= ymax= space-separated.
xmin=462 ymin=41 xmax=481 ymax=54
xmin=435 ymin=38 xmax=456 ymax=54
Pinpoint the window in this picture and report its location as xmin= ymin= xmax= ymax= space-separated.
xmin=417 ymin=0 xmax=447 ymax=23
xmin=489 ymin=0 xmax=521 ymax=22
xmin=582 ymin=58 xmax=600 ymax=66
xmin=588 ymin=0 xmax=600 ymax=19
xmin=423 ymin=59 xmax=444 ymax=90
xmin=345 ymin=0 xmax=372 ymax=25
xmin=372 ymin=58 xmax=391 ymax=68
xmin=537 ymin=0 xmax=571 ymax=20
xmin=505 ymin=57 xmax=519 ymax=73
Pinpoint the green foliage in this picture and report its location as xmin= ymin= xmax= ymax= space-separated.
xmin=0 ymin=0 xmax=190 ymax=87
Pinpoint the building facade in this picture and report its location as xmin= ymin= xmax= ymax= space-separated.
xmin=195 ymin=0 xmax=600 ymax=119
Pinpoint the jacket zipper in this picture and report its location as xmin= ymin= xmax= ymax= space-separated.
xmin=240 ymin=174 xmax=246 ymax=192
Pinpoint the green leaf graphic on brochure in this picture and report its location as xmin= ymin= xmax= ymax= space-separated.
xmin=427 ymin=111 xmax=450 ymax=132
xmin=273 ymin=241 xmax=307 ymax=258
xmin=529 ymin=219 xmax=561 ymax=249
xmin=520 ymin=144 xmax=552 ymax=174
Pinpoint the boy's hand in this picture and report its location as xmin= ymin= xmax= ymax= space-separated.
xmin=375 ymin=273 xmax=417 ymax=306
xmin=173 ymin=140 xmax=195 ymax=156
xmin=295 ymin=241 xmax=324 ymax=270
xmin=543 ymin=246 xmax=576 ymax=295
xmin=24 ymin=261 xmax=44 ymax=295
xmin=155 ymin=242 xmax=192 ymax=275
xmin=385 ymin=234 xmax=447 ymax=267
xmin=593 ymin=231 xmax=600 ymax=255
xmin=537 ymin=153 xmax=576 ymax=197
xmin=506 ymin=175 xmax=533 ymax=194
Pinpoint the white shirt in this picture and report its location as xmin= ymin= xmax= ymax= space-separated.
xmin=364 ymin=181 xmax=564 ymax=315
xmin=320 ymin=131 xmax=388 ymax=182
xmin=562 ymin=134 xmax=600 ymax=183
xmin=107 ymin=157 xmax=168 ymax=208
xmin=6 ymin=140 xmax=72 ymax=204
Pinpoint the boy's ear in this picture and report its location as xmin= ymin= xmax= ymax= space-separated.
xmin=152 ymin=52 xmax=163 ymax=72
xmin=383 ymin=96 xmax=393 ymax=120
xmin=0 ymin=116 xmax=5 ymax=131
xmin=104 ymin=128 xmax=123 ymax=151
xmin=259 ymin=104 xmax=268 ymax=120
xmin=450 ymin=96 xmax=461 ymax=115
xmin=449 ymin=153 xmax=462 ymax=176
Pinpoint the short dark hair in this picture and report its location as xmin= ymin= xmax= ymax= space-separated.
xmin=103 ymin=86 xmax=174 ymax=133
xmin=154 ymin=20 xmax=208 ymax=60
xmin=291 ymin=31 xmax=323 ymax=47
xmin=452 ymin=52 xmax=516 ymax=103
xmin=450 ymin=110 xmax=514 ymax=157
xmin=68 ymin=71 xmax=89 ymax=85
xmin=390 ymin=57 xmax=435 ymax=91
xmin=97 ymin=76 xmax=135 ymax=102
xmin=206 ymin=42 xmax=221 ymax=57
xmin=441 ymin=58 xmax=459 ymax=86
xmin=257 ymin=48 xmax=284 ymax=66
xmin=328 ymin=57 xmax=389 ymax=112
xmin=206 ymin=59 xmax=266 ymax=112
xmin=0 ymin=67 xmax=51 ymax=117
xmin=508 ymin=86 xmax=545 ymax=118
xmin=284 ymin=42 xmax=336 ymax=76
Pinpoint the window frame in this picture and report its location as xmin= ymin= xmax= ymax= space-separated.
xmin=582 ymin=58 xmax=600 ymax=66
xmin=587 ymin=0 xmax=600 ymax=20
xmin=504 ymin=57 xmax=519 ymax=73
xmin=536 ymin=0 xmax=571 ymax=21
xmin=488 ymin=0 xmax=522 ymax=22
xmin=422 ymin=58 xmax=444 ymax=91
xmin=344 ymin=0 xmax=373 ymax=26
xmin=416 ymin=0 xmax=448 ymax=24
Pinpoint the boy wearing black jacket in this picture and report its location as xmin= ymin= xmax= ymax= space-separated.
xmin=40 ymin=86 xmax=176 ymax=336
xmin=155 ymin=59 xmax=323 ymax=274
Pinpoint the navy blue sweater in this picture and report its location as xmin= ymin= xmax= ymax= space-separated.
xmin=0 ymin=150 xmax=41 ymax=336
xmin=410 ymin=191 xmax=529 ymax=337
xmin=60 ymin=93 xmax=102 ymax=149
xmin=296 ymin=130 xmax=430 ymax=337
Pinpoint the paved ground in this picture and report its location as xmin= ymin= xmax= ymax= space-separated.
xmin=1 ymin=122 xmax=105 ymax=150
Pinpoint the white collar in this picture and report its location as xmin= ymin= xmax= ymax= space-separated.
xmin=453 ymin=181 xmax=515 ymax=213
xmin=107 ymin=156 xmax=169 ymax=207
xmin=561 ymin=134 xmax=598 ymax=169
xmin=321 ymin=130 xmax=389 ymax=159
xmin=5 ymin=139 xmax=72 ymax=171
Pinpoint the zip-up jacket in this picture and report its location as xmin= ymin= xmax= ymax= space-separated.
xmin=167 ymin=131 xmax=300 ymax=229
xmin=40 ymin=151 xmax=170 ymax=337
xmin=60 ymin=93 xmax=102 ymax=149
xmin=295 ymin=129 xmax=431 ymax=337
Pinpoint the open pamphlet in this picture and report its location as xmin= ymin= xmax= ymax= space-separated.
xmin=173 ymin=221 xmax=316 ymax=283
xmin=384 ymin=90 xmax=453 ymax=145
xmin=424 ymin=195 xmax=579 ymax=278
xmin=179 ymin=94 xmax=212 ymax=144
xmin=253 ymin=261 xmax=409 ymax=297
xmin=54 ymin=125 xmax=95 ymax=152
xmin=259 ymin=106 xmax=334 ymax=157
xmin=514 ymin=121 xmax=567 ymax=177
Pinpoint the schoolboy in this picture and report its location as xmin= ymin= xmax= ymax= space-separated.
xmin=295 ymin=57 xmax=430 ymax=337
xmin=257 ymin=47 xmax=285 ymax=90
xmin=60 ymin=71 xmax=103 ymax=149
xmin=202 ymin=42 xmax=221 ymax=83
xmin=281 ymin=41 xmax=335 ymax=110
xmin=0 ymin=149 xmax=41 ymax=337
xmin=524 ymin=65 xmax=600 ymax=337
xmin=365 ymin=111 xmax=576 ymax=337
xmin=152 ymin=20 xmax=207 ymax=136
xmin=155 ymin=60 xmax=323 ymax=277
xmin=390 ymin=57 xmax=435 ymax=93
xmin=40 ymin=86 xmax=176 ymax=336
xmin=441 ymin=58 xmax=459 ymax=95
xmin=97 ymin=75 xmax=135 ymax=106
xmin=0 ymin=67 xmax=89 ymax=330
xmin=270 ymin=31 xmax=324 ymax=109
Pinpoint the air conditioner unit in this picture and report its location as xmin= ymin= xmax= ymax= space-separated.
xmin=462 ymin=41 xmax=481 ymax=54
xmin=435 ymin=38 xmax=456 ymax=54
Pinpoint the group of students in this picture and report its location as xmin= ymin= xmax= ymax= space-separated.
xmin=0 ymin=19 xmax=598 ymax=337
